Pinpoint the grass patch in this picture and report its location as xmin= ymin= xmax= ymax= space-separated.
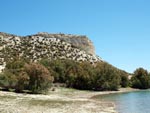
xmin=0 ymin=95 xmax=16 ymax=101
xmin=28 ymin=99 xmax=72 ymax=107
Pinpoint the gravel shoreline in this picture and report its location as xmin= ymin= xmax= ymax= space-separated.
xmin=0 ymin=88 xmax=139 ymax=113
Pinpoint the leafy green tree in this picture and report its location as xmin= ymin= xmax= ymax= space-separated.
xmin=65 ymin=62 xmax=92 ymax=90
xmin=79 ymin=62 xmax=96 ymax=89
xmin=0 ymin=70 xmax=17 ymax=90
xmin=0 ymin=59 xmax=26 ymax=91
xmin=93 ymin=62 xmax=121 ymax=91
xmin=40 ymin=59 xmax=79 ymax=83
xmin=118 ymin=71 xmax=129 ymax=87
xmin=40 ymin=59 xmax=66 ymax=83
xmin=131 ymin=68 xmax=150 ymax=89
xmin=1 ymin=59 xmax=29 ymax=92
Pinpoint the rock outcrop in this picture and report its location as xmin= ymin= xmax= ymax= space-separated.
xmin=0 ymin=32 xmax=102 ymax=72
xmin=34 ymin=32 xmax=95 ymax=55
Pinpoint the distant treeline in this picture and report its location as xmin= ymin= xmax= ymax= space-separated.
xmin=0 ymin=58 xmax=149 ymax=94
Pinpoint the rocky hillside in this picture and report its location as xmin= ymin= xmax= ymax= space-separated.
xmin=34 ymin=32 xmax=95 ymax=55
xmin=0 ymin=32 xmax=102 ymax=72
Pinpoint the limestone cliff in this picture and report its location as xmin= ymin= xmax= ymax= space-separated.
xmin=35 ymin=32 xmax=95 ymax=55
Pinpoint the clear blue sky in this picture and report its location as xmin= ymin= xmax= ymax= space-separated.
xmin=0 ymin=0 xmax=150 ymax=73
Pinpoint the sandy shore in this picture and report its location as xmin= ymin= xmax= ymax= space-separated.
xmin=0 ymin=87 xmax=139 ymax=113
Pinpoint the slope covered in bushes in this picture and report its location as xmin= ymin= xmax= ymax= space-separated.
xmin=0 ymin=59 xmax=129 ymax=93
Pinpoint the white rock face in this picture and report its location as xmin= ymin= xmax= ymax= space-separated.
xmin=0 ymin=65 xmax=5 ymax=73
xmin=0 ymin=58 xmax=5 ymax=73
xmin=36 ymin=32 xmax=95 ymax=55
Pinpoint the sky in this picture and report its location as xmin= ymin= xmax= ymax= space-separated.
xmin=0 ymin=0 xmax=150 ymax=73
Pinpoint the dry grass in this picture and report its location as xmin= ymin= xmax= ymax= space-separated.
xmin=0 ymin=88 xmax=121 ymax=113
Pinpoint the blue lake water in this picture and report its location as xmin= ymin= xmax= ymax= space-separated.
xmin=94 ymin=90 xmax=150 ymax=113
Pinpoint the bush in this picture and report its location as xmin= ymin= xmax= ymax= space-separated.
xmin=5 ymin=59 xmax=25 ymax=75
xmin=0 ymin=58 xmax=130 ymax=93
xmin=1 ymin=60 xmax=29 ymax=92
xmin=40 ymin=59 xmax=126 ymax=91
xmin=78 ymin=62 xmax=96 ymax=90
xmin=15 ymin=71 xmax=29 ymax=93
xmin=40 ymin=59 xmax=79 ymax=83
xmin=24 ymin=63 xmax=54 ymax=94
xmin=119 ymin=71 xmax=129 ymax=87
xmin=65 ymin=62 xmax=92 ymax=90
xmin=93 ymin=62 xmax=121 ymax=91
xmin=40 ymin=59 xmax=66 ymax=83
xmin=131 ymin=68 xmax=150 ymax=89
xmin=0 ymin=70 xmax=18 ymax=90
xmin=0 ymin=61 xmax=54 ymax=94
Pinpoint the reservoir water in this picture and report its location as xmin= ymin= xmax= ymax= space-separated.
xmin=95 ymin=90 xmax=150 ymax=113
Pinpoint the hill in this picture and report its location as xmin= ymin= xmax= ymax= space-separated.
xmin=0 ymin=32 xmax=102 ymax=72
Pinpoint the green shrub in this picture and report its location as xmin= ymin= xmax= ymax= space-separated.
xmin=0 ymin=59 xmax=30 ymax=92
xmin=0 ymin=61 xmax=54 ymax=94
xmin=40 ymin=59 xmax=66 ymax=83
xmin=24 ymin=63 xmax=54 ymax=94
xmin=131 ymin=68 xmax=150 ymax=89
xmin=40 ymin=59 xmax=78 ymax=83
xmin=93 ymin=62 xmax=121 ymax=91
xmin=0 ymin=70 xmax=18 ymax=90
xmin=119 ymin=71 xmax=129 ymax=87
xmin=5 ymin=59 xmax=26 ymax=75
xmin=40 ymin=59 xmax=125 ymax=91
xmin=1 ymin=58 xmax=130 ymax=93
xmin=65 ymin=62 xmax=92 ymax=90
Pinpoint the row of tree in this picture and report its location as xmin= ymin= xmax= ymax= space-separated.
xmin=39 ymin=59 xmax=130 ymax=90
xmin=0 ymin=60 xmax=53 ymax=94
xmin=0 ymin=58 xmax=149 ymax=94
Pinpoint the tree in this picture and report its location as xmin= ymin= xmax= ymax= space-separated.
xmin=15 ymin=71 xmax=29 ymax=93
xmin=131 ymin=68 xmax=150 ymax=89
xmin=119 ymin=71 xmax=129 ymax=87
xmin=0 ymin=58 xmax=25 ymax=91
xmin=0 ymin=70 xmax=17 ymax=90
xmin=24 ymin=63 xmax=54 ymax=94
xmin=40 ymin=59 xmax=67 ymax=83
xmin=93 ymin=62 xmax=121 ymax=91
xmin=5 ymin=59 xmax=25 ymax=75
xmin=65 ymin=62 xmax=90 ymax=89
